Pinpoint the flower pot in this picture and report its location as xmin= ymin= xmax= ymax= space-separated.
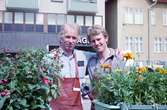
xmin=93 ymin=100 xmax=120 ymax=110
xmin=93 ymin=100 xmax=167 ymax=110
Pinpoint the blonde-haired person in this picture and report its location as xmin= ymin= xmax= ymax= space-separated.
xmin=48 ymin=24 xmax=93 ymax=110
xmin=85 ymin=25 xmax=125 ymax=110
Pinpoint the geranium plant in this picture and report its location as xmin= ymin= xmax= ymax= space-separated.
xmin=0 ymin=49 xmax=62 ymax=109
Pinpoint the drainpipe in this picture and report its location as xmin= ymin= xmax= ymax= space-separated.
xmin=148 ymin=0 xmax=158 ymax=65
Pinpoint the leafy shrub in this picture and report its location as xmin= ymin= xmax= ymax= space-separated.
xmin=0 ymin=49 xmax=62 ymax=109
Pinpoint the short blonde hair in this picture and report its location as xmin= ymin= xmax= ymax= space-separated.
xmin=59 ymin=24 xmax=80 ymax=38
xmin=87 ymin=25 xmax=109 ymax=42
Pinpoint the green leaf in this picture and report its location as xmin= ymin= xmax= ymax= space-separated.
xmin=19 ymin=99 xmax=27 ymax=106
xmin=9 ymin=106 xmax=13 ymax=110
xmin=0 ymin=96 xmax=7 ymax=109
xmin=31 ymin=104 xmax=46 ymax=109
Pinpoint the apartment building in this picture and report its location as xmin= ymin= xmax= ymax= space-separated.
xmin=1 ymin=0 xmax=167 ymax=64
xmin=105 ymin=0 xmax=167 ymax=64
xmin=0 ymin=0 xmax=105 ymax=52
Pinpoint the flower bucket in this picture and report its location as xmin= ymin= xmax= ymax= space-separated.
xmin=127 ymin=105 xmax=167 ymax=110
xmin=93 ymin=100 xmax=120 ymax=110
xmin=94 ymin=100 xmax=167 ymax=110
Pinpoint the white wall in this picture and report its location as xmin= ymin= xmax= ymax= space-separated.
xmin=0 ymin=0 xmax=5 ymax=10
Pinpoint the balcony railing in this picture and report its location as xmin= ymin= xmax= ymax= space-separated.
xmin=67 ymin=0 xmax=97 ymax=14
xmin=6 ymin=0 xmax=39 ymax=11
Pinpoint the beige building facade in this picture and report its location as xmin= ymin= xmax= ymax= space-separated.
xmin=0 ymin=0 xmax=167 ymax=64
xmin=106 ymin=0 xmax=167 ymax=64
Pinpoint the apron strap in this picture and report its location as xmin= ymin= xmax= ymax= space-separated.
xmin=74 ymin=53 xmax=79 ymax=78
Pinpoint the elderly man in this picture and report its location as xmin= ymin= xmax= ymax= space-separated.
xmin=49 ymin=24 xmax=92 ymax=110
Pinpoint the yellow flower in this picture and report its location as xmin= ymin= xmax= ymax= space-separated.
xmin=155 ymin=67 xmax=167 ymax=75
xmin=100 ymin=64 xmax=112 ymax=69
xmin=137 ymin=75 xmax=144 ymax=81
xmin=136 ymin=66 xmax=147 ymax=74
xmin=155 ymin=67 xmax=162 ymax=72
xmin=123 ymin=51 xmax=134 ymax=61
xmin=164 ymin=69 xmax=167 ymax=74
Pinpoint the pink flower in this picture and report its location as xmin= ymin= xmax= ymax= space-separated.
xmin=0 ymin=79 xmax=9 ymax=84
xmin=0 ymin=90 xmax=10 ymax=97
xmin=42 ymin=77 xmax=50 ymax=85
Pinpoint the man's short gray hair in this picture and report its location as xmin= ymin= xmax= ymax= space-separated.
xmin=59 ymin=24 xmax=80 ymax=38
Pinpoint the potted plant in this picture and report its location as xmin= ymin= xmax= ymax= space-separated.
xmin=0 ymin=49 xmax=62 ymax=110
xmin=93 ymin=51 xmax=167 ymax=110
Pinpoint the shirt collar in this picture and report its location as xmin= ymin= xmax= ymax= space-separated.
xmin=59 ymin=47 xmax=76 ymax=59
xmin=95 ymin=48 xmax=115 ymax=61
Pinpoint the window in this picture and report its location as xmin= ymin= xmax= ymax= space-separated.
xmin=57 ymin=14 xmax=65 ymax=25
xmin=124 ymin=7 xmax=143 ymax=24
xmin=4 ymin=12 xmax=13 ymax=31
xmin=154 ymin=38 xmax=157 ymax=52
xmin=139 ymin=37 xmax=143 ymax=52
xmin=57 ymin=14 xmax=65 ymax=33
xmin=14 ymin=12 xmax=24 ymax=31
xmin=150 ymin=10 xmax=155 ymax=25
xmin=25 ymin=13 xmax=34 ymax=32
xmin=48 ymin=14 xmax=56 ymax=25
xmin=4 ymin=12 xmax=13 ymax=23
xmin=85 ymin=16 xmax=92 ymax=26
xmin=94 ymin=16 xmax=102 ymax=26
xmin=67 ymin=15 xmax=75 ymax=24
xmin=164 ymin=38 xmax=167 ymax=52
xmin=14 ymin=12 xmax=23 ymax=24
xmin=36 ymin=14 xmax=44 ymax=32
xmin=25 ymin=13 xmax=34 ymax=24
xmin=124 ymin=8 xmax=133 ymax=24
xmin=0 ymin=12 xmax=2 ymax=23
xmin=48 ymin=14 xmax=57 ymax=33
xmin=154 ymin=37 xmax=163 ymax=53
xmin=134 ymin=37 xmax=143 ymax=52
xmin=125 ymin=36 xmax=143 ymax=52
xmin=76 ymin=15 xmax=84 ymax=26
xmin=134 ymin=8 xmax=143 ymax=24
xmin=125 ymin=37 xmax=133 ymax=51
xmin=0 ymin=12 xmax=2 ymax=31
xmin=162 ymin=11 xmax=167 ymax=25
xmin=36 ymin=14 xmax=44 ymax=25
xmin=76 ymin=15 xmax=84 ymax=34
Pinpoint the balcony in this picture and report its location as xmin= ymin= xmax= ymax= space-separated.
xmin=67 ymin=0 xmax=97 ymax=14
xmin=6 ymin=0 xmax=39 ymax=11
